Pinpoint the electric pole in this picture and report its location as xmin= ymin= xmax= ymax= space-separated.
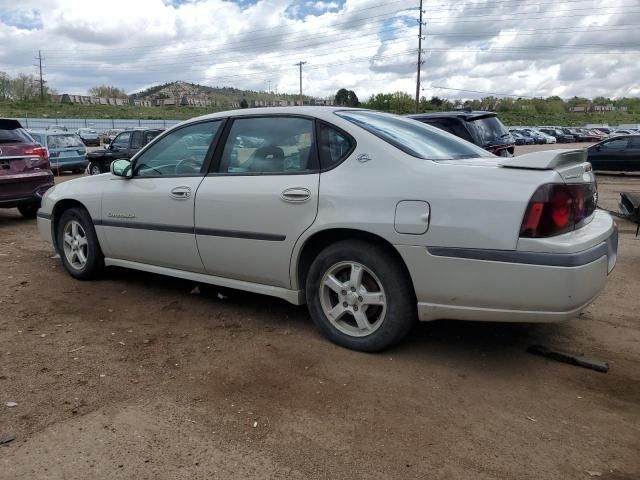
xmin=415 ymin=0 xmax=425 ymax=113
xmin=36 ymin=50 xmax=45 ymax=100
xmin=294 ymin=61 xmax=307 ymax=106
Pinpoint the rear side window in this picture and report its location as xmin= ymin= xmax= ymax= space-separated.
xmin=337 ymin=111 xmax=491 ymax=160
xmin=0 ymin=126 xmax=34 ymax=144
xmin=218 ymin=117 xmax=316 ymax=174
xmin=30 ymin=132 xmax=45 ymax=145
xmin=131 ymin=131 xmax=143 ymax=149
xmin=318 ymin=123 xmax=354 ymax=169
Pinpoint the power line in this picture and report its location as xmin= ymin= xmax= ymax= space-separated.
xmin=430 ymin=86 xmax=535 ymax=98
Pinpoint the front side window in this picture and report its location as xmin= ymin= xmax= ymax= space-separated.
xmin=338 ymin=111 xmax=491 ymax=160
xmin=134 ymin=121 xmax=222 ymax=177
xmin=318 ymin=123 xmax=353 ymax=168
xmin=218 ymin=117 xmax=316 ymax=174
xmin=112 ymin=132 xmax=130 ymax=149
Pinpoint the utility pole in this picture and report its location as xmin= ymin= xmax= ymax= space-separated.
xmin=294 ymin=61 xmax=307 ymax=106
xmin=37 ymin=50 xmax=44 ymax=100
xmin=415 ymin=0 xmax=425 ymax=113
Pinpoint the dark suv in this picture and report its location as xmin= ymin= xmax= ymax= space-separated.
xmin=0 ymin=119 xmax=53 ymax=218
xmin=87 ymin=128 xmax=163 ymax=174
xmin=408 ymin=111 xmax=515 ymax=157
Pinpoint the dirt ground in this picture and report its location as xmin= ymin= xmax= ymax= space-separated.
xmin=1 ymin=146 xmax=639 ymax=479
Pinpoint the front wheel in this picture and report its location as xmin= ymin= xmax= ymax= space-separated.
xmin=56 ymin=208 xmax=104 ymax=280
xmin=18 ymin=202 xmax=39 ymax=219
xmin=306 ymin=240 xmax=416 ymax=352
xmin=88 ymin=162 xmax=102 ymax=175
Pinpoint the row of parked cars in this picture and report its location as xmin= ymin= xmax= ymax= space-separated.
xmin=507 ymin=126 xmax=618 ymax=145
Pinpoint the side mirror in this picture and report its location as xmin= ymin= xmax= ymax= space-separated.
xmin=111 ymin=159 xmax=132 ymax=178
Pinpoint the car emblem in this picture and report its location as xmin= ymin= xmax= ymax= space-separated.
xmin=356 ymin=153 xmax=372 ymax=163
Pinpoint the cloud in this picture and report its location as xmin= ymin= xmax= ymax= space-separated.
xmin=0 ymin=0 xmax=637 ymax=101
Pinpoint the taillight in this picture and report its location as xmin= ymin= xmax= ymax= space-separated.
xmin=520 ymin=183 xmax=597 ymax=238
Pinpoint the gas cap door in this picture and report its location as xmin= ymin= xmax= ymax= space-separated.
xmin=394 ymin=200 xmax=431 ymax=235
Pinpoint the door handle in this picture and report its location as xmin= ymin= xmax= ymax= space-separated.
xmin=281 ymin=187 xmax=311 ymax=203
xmin=170 ymin=186 xmax=192 ymax=200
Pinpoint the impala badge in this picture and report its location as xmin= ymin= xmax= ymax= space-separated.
xmin=107 ymin=212 xmax=136 ymax=219
xmin=357 ymin=153 xmax=372 ymax=163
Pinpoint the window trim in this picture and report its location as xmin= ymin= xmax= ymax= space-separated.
xmin=316 ymin=120 xmax=357 ymax=172
xmin=130 ymin=120 xmax=227 ymax=179
xmin=207 ymin=114 xmax=321 ymax=177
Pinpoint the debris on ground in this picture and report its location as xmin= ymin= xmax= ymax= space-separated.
xmin=526 ymin=416 xmax=537 ymax=423
xmin=68 ymin=345 xmax=85 ymax=353
xmin=585 ymin=471 xmax=602 ymax=477
xmin=527 ymin=345 xmax=609 ymax=373
xmin=0 ymin=433 xmax=16 ymax=445
xmin=190 ymin=286 xmax=201 ymax=295
xmin=5 ymin=401 xmax=18 ymax=408
xmin=217 ymin=292 xmax=227 ymax=300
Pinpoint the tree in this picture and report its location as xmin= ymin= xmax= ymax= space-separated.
xmin=239 ymin=98 xmax=248 ymax=108
xmin=334 ymin=88 xmax=359 ymax=107
xmin=88 ymin=85 xmax=127 ymax=98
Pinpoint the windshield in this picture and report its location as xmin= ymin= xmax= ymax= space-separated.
xmin=336 ymin=110 xmax=491 ymax=160
xmin=47 ymin=134 xmax=84 ymax=149
xmin=467 ymin=116 xmax=510 ymax=147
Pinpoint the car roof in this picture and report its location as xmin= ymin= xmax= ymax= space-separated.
xmin=183 ymin=106 xmax=363 ymax=124
xmin=408 ymin=110 xmax=498 ymax=121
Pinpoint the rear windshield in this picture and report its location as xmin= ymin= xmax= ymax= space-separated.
xmin=467 ymin=115 xmax=510 ymax=147
xmin=0 ymin=127 xmax=34 ymax=144
xmin=47 ymin=134 xmax=84 ymax=148
xmin=336 ymin=110 xmax=491 ymax=160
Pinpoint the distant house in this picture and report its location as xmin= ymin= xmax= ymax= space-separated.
xmin=569 ymin=106 xmax=587 ymax=113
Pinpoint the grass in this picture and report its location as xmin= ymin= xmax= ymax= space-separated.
xmin=0 ymin=101 xmax=222 ymax=120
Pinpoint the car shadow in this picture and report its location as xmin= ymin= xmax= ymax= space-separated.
xmin=104 ymin=266 xmax=563 ymax=364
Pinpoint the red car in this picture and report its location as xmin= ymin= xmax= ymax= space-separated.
xmin=0 ymin=119 xmax=54 ymax=218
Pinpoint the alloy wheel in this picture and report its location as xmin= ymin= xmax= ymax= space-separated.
xmin=319 ymin=261 xmax=386 ymax=337
xmin=62 ymin=220 xmax=88 ymax=270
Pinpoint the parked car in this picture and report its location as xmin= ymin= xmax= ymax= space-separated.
xmin=0 ymin=119 xmax=53 ymax=218
xmin=524 ymin=128 xmax=556 ymax=144
xmin=562 ymin=128 xmax=591 ymax=142
xmin=539 ymin=128 xmax=575 ymax=143
xmin=519 ymin=128 xmax=546 ymax=144
xmin=587 ymin=135 xmax=640 ymax=171
xmin=46 ymin=125 xmax=68 ymax=132
xmin=613 ymin=129 xmax=636 ymax=135
xmin=509 ymin=129 xmax=534 ymax=145
xmin=408 ymin=111 xmax=515 ymax=156
xmin=102 ymin=128 xmax=125 ymax=144
xmin=87 ymin=128 xmax=163 ymax=175
xmin=509 ymin=131 xmax=528 ymax=145
xmin=29 ymin=131 xmax=88 ymax=174
xmin=37 ymin=107 xmax=616 ymax=352
xmin=77 ymin=128 xmax=100 ymax=146
xmin=585 ymin=129 xmax=607 ymax=142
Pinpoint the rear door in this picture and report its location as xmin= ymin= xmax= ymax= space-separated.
xmin=622 ymin=136 xmax=640 ymax=172
xmin=590 ymin=137 xmax=629 ymax=171
xmin=194 ymin=115 xmax=319 ymax=288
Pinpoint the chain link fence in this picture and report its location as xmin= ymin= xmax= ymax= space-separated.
xmin=13 ymin=117 xmax=183 ymax=134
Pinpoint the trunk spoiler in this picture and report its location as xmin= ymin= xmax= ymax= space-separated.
xmin=499 ymin=149 xmax=587 ymax=170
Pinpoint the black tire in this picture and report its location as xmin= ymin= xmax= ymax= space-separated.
xmin=88 ymin=162 xmax=102 ymax=175
xmin=56 ymin=207 xmax=104 ymax=280
xmin=18 ymin=202 xmax=40 ymax=219
xmin=305 ymin=240 xmax=416 ymax=352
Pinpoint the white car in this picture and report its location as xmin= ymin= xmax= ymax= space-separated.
xmin=37 ymin=107 xmax=618 ymax=352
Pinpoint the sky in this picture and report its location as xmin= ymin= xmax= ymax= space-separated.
xmin=0 ymin=0 xmax=638 ymax=101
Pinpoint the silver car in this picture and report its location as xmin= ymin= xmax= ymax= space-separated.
xmin=37 ymin=107 xmax=617 ymax=351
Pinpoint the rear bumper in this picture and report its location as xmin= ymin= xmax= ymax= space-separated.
xmin=0 ymin=171 xmax=54 ymax=207
xmin=397 ymin=214 xmax=617 ymax=323
xmin=50 ymin=157 xmax=89 ymax=171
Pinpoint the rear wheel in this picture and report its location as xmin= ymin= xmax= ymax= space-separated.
xmin=88 ymin=162 xmax=102 ymax=175
xmin=56 ymin=208 xmax=104 ymax=280
xmin=18 ymin=202 xmax=39 ymax=219
xmin=306 ymin=240 xmax=416 ymax=352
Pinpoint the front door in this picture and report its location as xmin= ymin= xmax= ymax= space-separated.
xmin=195 ymin=116 xmax=320 ymax=288
xmin=100 ymin=120 xmax=224 ymax=272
